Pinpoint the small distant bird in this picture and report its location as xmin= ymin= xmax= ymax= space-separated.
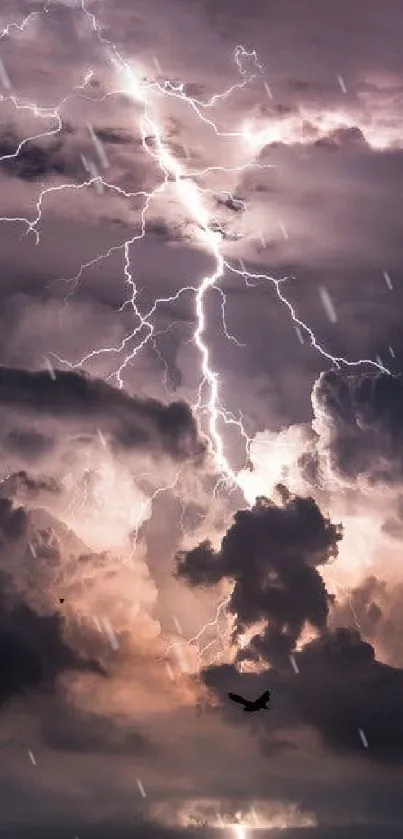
xmin=228 ymin=689 xmax=271 ymax=713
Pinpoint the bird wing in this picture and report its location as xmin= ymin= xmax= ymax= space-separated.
xmin=228 ymin=692 xmax=249 ymax=706
xmin=257 ymin=690 xmax=271 ymax=704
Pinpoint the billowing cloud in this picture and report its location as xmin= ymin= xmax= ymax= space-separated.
xmin=0 ymin=129 xmax=75 ymax=181
xmin=175 ymin=481 xmax=403 ymax=766
xmin=331 ymin=574 xmax=403 ymax=668
xmin=311 ymin=370 xmax=403 ymax=486
xmin=0 ymin=366 xmax=207 ymax=463
xmin=202 ymin=625 xmax=403 ymax=765
xmin=176 ymin=487 xmax=342 ymax=665
xmin=0 ymin=566 xmax=102 ymax=710
xmin=1 ymin=0 xmax=403 ymax=832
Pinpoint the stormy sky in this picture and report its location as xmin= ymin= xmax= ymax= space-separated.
xmin=0 ymin=1 xmax=403 ymax=837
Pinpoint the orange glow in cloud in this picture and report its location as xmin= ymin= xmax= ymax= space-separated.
xmin=149 ymin=799 xmax=317 ymax=830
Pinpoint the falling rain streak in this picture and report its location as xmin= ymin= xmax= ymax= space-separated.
xmin=87 ymin=159 xmax=104 ymax=194
xmin=44 ymin=358 xmax=56 ymax=380
xmin=318 ymin=286 xmax=337 ymax=323
xmin=289 ymin=655 xmax=299 ymax=674
xmin=153 ymin=56 xmax=162 ymax=74
xmin=101 ymin=617 xmax=119 ymax=650
xmin=93 ymin=616 xmax=103 ymax=633
xmin=88 ymin=123 xmax=110 ymax=168
xmin=97 ymin=428 xmax=107 ymax=447
xmin=137 ymin=779 xmax=147 ymax=798
xmin=172 ymin=643 xmax=190 ymax=673
xmin=337 ymin=74 xmax=347 ymax=93
xmin=165 ymin=662 xmax=175 ymax=680
xmin=0 ymin=57 xmax=11 ymax=89
xmin=358 ymin=728 xmax=369 ymax=748
xmin=263 ymin=80 xmax=273 ymax=99
xmin=173 ymin=615 xmax=183 ymax=635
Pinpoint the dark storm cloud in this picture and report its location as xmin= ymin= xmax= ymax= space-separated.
xmin=311 ymin=370 xmax=403 ymax=485
xmin=382 ymin=495 xmax=403 ymax=539
xmin=2 ymin=0 xmax=403 ymax=829
xmin=215 ymin=195 xmax=244 ymax=213
xmin=2 ymin=429 xmax=55 ymax=461
xmin=0 ymin=490 xmax=158 ymax=757
xmin=94 ymin=127 xmax=135 ymax=145
xmin=176 ymin=484 xmax=403 ymax=764
xmin=176 ymin=487 xmax=342 ymax=665
xmin=0 ymin=567 xmax=102 ymax=710
xmin=331 ymin=575 xmax=403 ymax=668
xmin=292 ymin=629 xmax=403 ymax=763
xmin=313 ymin=127 xmax=367 ymax=151
xmin=0 ymin=470 xmax=60 ymax=498
xmin=203 ymin=626 xmax=403 ymax=765
xmin=41 ymin=702 xmax=154 ymax=756
xmin=0 ymin=496 xmax=28 ymax=544
xmin=0 ymin=129 xmax=75 ymax=181
xmin=331 ymin=576 xmax=384 ymax=638
xmin=148 ymin=218 xmax=178 ymax=240
xmin=0 ymin=366 xmax=206 ymax=462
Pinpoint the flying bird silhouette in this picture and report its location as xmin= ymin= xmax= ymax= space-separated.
xmin=228 ymin=689 xmax=271 ymax=712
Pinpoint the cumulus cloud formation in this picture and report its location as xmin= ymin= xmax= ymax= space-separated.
xmin=1 ymin=0 xmax=403 ymax=834
xmin=0 ymin=129 xmax=76 ymax=181
xmin=0 ymin=484 xmax=171 ymax=777
xmin=175 ymin=479 xmax=403 ymax=766
xmin=0 ymin=366 xmax=207 ymax=463
xmin=202 ymin=624 xmax=403 ymax=766
xmin=0 ymin=561 xmax=102 ymax=710
xmin=311 ymin=370 xmax=403 ymax=486
xmin=176 ymin=488 xmax=342 ymax=665
xmin=331 ymin=574 xmax=403 ymax=668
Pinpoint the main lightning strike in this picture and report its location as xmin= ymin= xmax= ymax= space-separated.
xmin=0 ymin=1 xmax=391 ymax=487
xmin=61 ymin=2 xmax=391 ymax=475
xmin=0 ymin=1 xmax=393 ymax=674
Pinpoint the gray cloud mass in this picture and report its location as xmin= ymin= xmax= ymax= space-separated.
xmin=0 ymin=0 xmax=403 ymax=835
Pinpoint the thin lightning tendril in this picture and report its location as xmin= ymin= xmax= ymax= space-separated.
xmin=0 ymin=1 xmax=390 ymax=670
xmin=161 ymin=593 xmax=233 ymax=674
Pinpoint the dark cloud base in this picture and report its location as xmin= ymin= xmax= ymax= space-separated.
xmin=311 ymin=370 xmax=403 ymax=485
xmin=176 ymin=488 xmax=342 ymax=665
xmin=175 ymin=485 xmax=403 ymax=765
xmin=0 ymin=366 xmax=207 ymax=462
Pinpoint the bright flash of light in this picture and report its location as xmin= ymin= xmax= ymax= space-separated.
xmin=0 ymin=1 xmax=395 ymax=673
xmin=21 ymin=0 xmax=388 ymax=494
xmin=60 ymin=440 xmax=153 ymax=552
xmin=151 ymin=800 xmax=317 ymax=831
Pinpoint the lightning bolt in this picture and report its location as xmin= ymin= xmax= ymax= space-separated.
xmin=60 ymin=2 xmax=389 ymax=476
xmin=0 ymin=1 xmax=392 ymax=669
xmin=161 ymin=591 xmax=234 ymax=676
